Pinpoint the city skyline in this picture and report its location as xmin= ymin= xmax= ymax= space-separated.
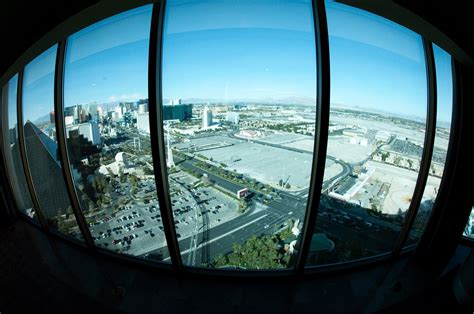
xmin=19 ymin=1 xmax=453 ymax=126
xmin=1 ymin=0 xmax=457 ymax=269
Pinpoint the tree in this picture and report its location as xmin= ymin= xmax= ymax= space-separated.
xmin=118 ymin=168 xmax=126 ymax=183
xmin=278 ymin=220 xmax=294 ymax=241
xmin=394 ymin=156 xmax=402 ymax=166
xmin=370 ymin=203 xmax=378 ymax=212
xmin=212 ymin=235 xmax=287 ymax=269
xmin=89 ymin=201 xmax=96 ymax=212
xmin=238 ymin=199 xmax=249 ymax=213
xmin=129 ymin=175 xmax=139 ymax=189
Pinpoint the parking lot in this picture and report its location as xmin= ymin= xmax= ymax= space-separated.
xmin=88 ymin=199 xmax=169 ymax=257
xmin=87 ymin=169 xmax=242 ymax=258
xmin=169 ymin=171 xmax=240 ymax=237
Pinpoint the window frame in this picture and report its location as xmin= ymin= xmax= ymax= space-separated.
xmin=0 ymin=0 xmax=470 ymax=276
xmin=391 ymin=38 xmax=438 ymax=255
xmin=53 ymin=39 xmax=95 ymax=247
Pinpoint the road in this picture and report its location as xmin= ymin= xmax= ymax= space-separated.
xmin=144 ymin=137 xmax=401 ymax=265
xmin=151 ymin=156 xmax=400 ymax=264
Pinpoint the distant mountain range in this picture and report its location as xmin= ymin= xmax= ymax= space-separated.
xmin=330 ymin=102 xmax=428 ymax=124
xmin=170 ymin=96 xmax=316 ymax=106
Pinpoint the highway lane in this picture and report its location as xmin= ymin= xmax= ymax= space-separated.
xmin=322 ymin=156 xmax=351 ymax=191
xmin=174 ymin=202 xmax=399 ymax=264
xmin=157 ymin=207 xmax=268 ymax=260
xmin=154 ymin=185 xmax=401 ymax=264
xmin=149 ymin=147 xmax=401 ymax=265
xmin=177 ymin=157 xmax=244 ymax=194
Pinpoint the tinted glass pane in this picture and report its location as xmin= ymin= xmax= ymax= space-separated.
xmin=306 ymin=2 xmax=427 ymax=266
xmin=63 ymin=5 xmax=169 ymax=260
xmin=407 ymin=44 xmax=453 ymax=245
xmin=22 ymin=45 xmax=83 ymax=238
xmin=162 ymin=0 xmax=317 ymax=269
xmin=1 ymin=75 xmax=34 ymax=217
xmin=463 ymin=206 xmax=474 ymax=239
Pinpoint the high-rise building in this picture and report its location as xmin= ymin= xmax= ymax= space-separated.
xmin=9 ymin=126 xmax=17 ymax=145
xmin=137 ymin=112 xmax=150 ymax=133
xmin=163 ymin=104 xmax=192 ymax=121
xmin=124 ymin=102 xmax=134 ymax=111
xmin=72 ymin=104 xmax=83 ymax=124
xmin=49 ymin=111 xmax=55 ymax=124
xmin=63 ymin=105 xmax=75 ymax=118
xmin=79 ymin=108 xmax=89 ymax=123
xmin=138 ymin=103 xmax=148 ymax=114
xmin=65 ymin=116 xmax=74 ymax=126
xmin=65 ymin=122 xmax=101 ymax=145
xmin=170 ymin=98 xmax=182 ymax=105
xmin=202 ymin=106 xmax=212 ymax=128
xmin=97 ymin=106 xmax=104 ymax=120
xmin=114 ymin=105 xmax=124 ymax=120
xmin=166 ymin=130 xmax=174 ymax=168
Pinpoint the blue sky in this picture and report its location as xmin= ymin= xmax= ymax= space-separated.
xmin=7 ymin=74 xmax=18 ymax=129
xmin=63 ymin=5 xmax=152 ymax=110
xmin=23 ymin=44 xmax=57 ymax=124
xmin=21 ymin=0 xmax=453 ymax=123
xmin=326 ymin=2 xmax=451 ymax=122
xmin=433 ymin=44 xmax=453 ymax=124
xmin=162 ymin=0 xmax=317 ymax=102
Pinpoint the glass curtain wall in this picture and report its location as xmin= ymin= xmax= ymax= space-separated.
xmin=22 ymin=45 xmax=83 ymax=238
xmin=407 ymin=44 xmax=453 ymax=245
xmin=306 ymin=1 xmax=427 ymax=266
xmin=162 ymin=0 xmax=317 ymax=269
xmin=63 ymin=5 xmax=170 ymax=261
xmin=1 ymin=75 xmax=35 ymax=218
xmin=0 ymin=0 xmax=462 ymax=269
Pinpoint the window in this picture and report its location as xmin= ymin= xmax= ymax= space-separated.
xmin=21 ymin=45 xmax=83 ymax=238
xmin=162 ymin=0 xmax=317 ymax=269
xmin=63 ymin=5 xmax=170 ymax=260
xmin=0 ymin=0 xmax=463 ymax=272
xmin=407 ymin=44 xmax=453 ymax=245
xmin=306 ymin=2 xmax=428 ymax=266
xmin=1 ymin=75 xmax=35 ymax=218
xmin=463 ymin=206 xmax=474 ymax=239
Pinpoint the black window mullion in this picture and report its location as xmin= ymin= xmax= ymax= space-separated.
xmin=0 ymin=85 xmax=20 ymax=217
xmin=54 ymin=39 xmax=95 ymax=247
xmin=16 ymin=69 xmax=48 ymax=227
xmin=415 ymin=58 xmax=470 ymax=263
xmin=392 ymin=38 xmax=437 ymax=255
xmin=295 ymin=0 xmax=331 ymax=272
xmin=149 ymin=0 xmax=183 ymax=269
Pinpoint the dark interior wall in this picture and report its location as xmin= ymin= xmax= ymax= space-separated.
xmin=395 ymin=0 xmax=474 ymax=61
xmin=0 ymin=1 xmax=99 ymax=77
